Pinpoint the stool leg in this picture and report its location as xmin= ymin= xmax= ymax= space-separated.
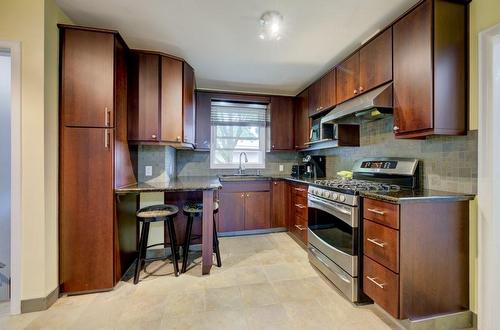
xmin=140 ymin=221 xmax=151 ymax=270
xmin=134 ymin=221 xmax=149 ymax=284
xmin=167 ymin=218 xmax=180 ymax=277
xmin=181 ymin=214 xmax=194 ymax=273
xmin=213 ymin=216 xmax=222 ymax=267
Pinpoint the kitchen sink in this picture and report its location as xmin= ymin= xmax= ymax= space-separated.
xmin=218 ymin=174 xmax=271 ymax=181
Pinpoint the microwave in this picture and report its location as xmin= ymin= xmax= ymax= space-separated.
xmin=309 ymin=118 xmax=336 ymax=144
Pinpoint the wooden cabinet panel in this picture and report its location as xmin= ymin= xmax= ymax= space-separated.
xmin=359 ymin=28 xmax=392 ymax=93
xmin=308 ymin=80 xmax=321 ymax=116
xmin=128 ymin=52 xmax=160 ymax=142
xmin=336 ymin=52 xmax=360 ymax=104
xmin=290 ymin=215 xmax=308 ymax=244
xmin=218 ymin=192 xmax=245 ymax=232
xmin=363 ymin=256 xmax=399 ymax=318
xmin=195 ymin=92 xmax=211 ymax=150
xmin=271 ymin=181 xmax=287 ymax=228
xmin=288 ymin=182 xmax=308 ymax=245
xmin=393 ymin=0 xmax=433 ymax=135
xmin=183 ymin=63 xmax=195 ymax=144
xmin=160 ymin=57 xmax=183 ymax=142
xmin=245 ymin=191 xmax=271 ymax=230
xmin=61 ymin=29 xmax=114 ymax=127
xmin=294 ymin=90 xmax=310 ymax=150
xmin=60 ymin=127 xmax=114 ymax=292
xmin=363 ymin=198 xmax=399 ymax=229
xmin=270 ymin=96 xmax=294 ymax=150
xmin=364 ymin=220 xmax=399 ymax=273
xmin=320 ymin=69 xmax=336 ymax=111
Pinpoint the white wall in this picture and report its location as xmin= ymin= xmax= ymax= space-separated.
xmin=0 ymin=51 xmax=11 ymax=301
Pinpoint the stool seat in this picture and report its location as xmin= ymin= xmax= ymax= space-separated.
xmin=137 ymin=204 xmax=179 ymax=219
xmin=182 ymin=201 xmax=219 ymax=214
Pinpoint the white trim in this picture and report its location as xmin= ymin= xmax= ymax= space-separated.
xmin=477 ymin=23 xmax=500 ymax=330
xmin=0 ymin=41 xmax=22 ymax=315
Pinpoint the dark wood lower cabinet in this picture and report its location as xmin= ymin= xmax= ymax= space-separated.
xmin=245 ymin=192 xmax=271 ymax=230
xmin=271 ymin=181 xmax=288 ymax=228
xmin=218 ymin=192 xmax=246 ymax=232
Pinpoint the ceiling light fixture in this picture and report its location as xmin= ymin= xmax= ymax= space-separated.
xmin=259 ymin=11 xmax=283 ymax=41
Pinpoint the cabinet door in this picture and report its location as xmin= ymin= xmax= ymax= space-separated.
xmin=393 ymin=0 xmax=433 ymax=135
xmin=218 ymin=192 xmax=245 ymax=232
xmin=195 ymin=92 xmax=211 ymax=150
xmin=336 ymin=52 xmax=360 ymax=104
xmin=359 ymin=28 xmax=392 ymax=93
xmin=245 ymin=191 xmax=271 ymax=230
xmin=183 ymin=63 xmax=195 ymax=144
xmin=61 ymin=29 xmax=114 ymax=127
xmin=128 ymin=53 xmax=160 ymax=142
xmin=294 ymin=90 xmax=310 ymax=150
xmin=308 ymin=80 xmax=321 ymax=116
xmin=320 ymin=69 xmax=336 ymax=110
xmin=60 ymin=127 xmax=114 ymax=292
xmin=271 ymin=181 xmax=287 ymax=228
xmin=160 ymin=56 xmax=183 ymax=142
xmin=270 ymin=96 xmax=294 ymax=150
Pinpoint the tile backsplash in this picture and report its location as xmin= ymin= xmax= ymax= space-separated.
xmin=137 ymin=145 xmax=176 ymax=183
xmin=305 ymin=117 xmax=478 ymax=194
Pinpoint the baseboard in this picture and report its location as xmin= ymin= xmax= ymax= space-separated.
xmin=20 ymin=286 xmax=59 ymax=313
xmin=218 ymin=227 xmax=288 ymax=237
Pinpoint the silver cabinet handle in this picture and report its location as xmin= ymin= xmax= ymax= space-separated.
xmin=366 ymin=276 xmax=386 ymax=289
xmin=393 ymin=126 xmax=400 ymax=132
xmin=294 ymin=188 xmax=306 ymax=192
xmin=176 ymin=136 xmax=181 ymax=141
xmin=359 ymin=86 xmax=364 ymax=92
xmin=367 ymin=237 xmax=386 ymax=248
xmin=104 ymin=107 xmax=111 ymax=127
xmin=367 ymin=208 xmax=385 ymax=216
xmin=151 ymin=134 xmax=157 ymax=139
xmin=295 ymin=224 xmax=306 ymax=231
xmin=354 ymin=89 xmax=358 ymax=94
xmin=104 ymin=129 xmax=110 ymax=149
xmin=295 ymin=204 xmax=306 ymax=209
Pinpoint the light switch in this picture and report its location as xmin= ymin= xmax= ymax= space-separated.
xmin=145 ymin=166 xmax=153 ymax=177
xmin=279 ymin=164 xmax=284 ymax=172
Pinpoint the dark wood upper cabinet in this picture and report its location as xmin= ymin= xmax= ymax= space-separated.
xmin=308 ymin=69 xmax=336 ymax=116
xmin=271 ymin=181 xmax=287 ymax=228
xmin=270 ymin=96 xmax=294 ymax=150
xmin=308 ymin=80 xmax=321 ymax=116
xmin=393 ymin=0 xmax=466 ymax=138
xmin=128 ymin=52 xmax=161 ymax=142
xmin=183 ymin=63 xmax=195 ymax=144
xmin=359 ymin=27 xmax=392 ymax=93
xmin=195 ymin=92 xmax=212 ymax=150
xmin=61 ymin=28 xmax=115 ymax=128
xmin=336 ymin=52 xmax=360 ymax=105
xmin=294 ymin=89 xmax=310 ymax=150
xmin=160 ymin=56 xmax=183 ymax=143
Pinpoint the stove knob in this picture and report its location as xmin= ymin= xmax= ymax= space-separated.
xmin=332 ymin=193 xmax=338 ymax=200
xmin=324 ymin=191 xmax=331 ymax=199
xmin=339 ymin=195 xmax=346 ymax=202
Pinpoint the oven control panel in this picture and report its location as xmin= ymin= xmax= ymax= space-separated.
xmin=308 ymin=186 xmax=357 ymax=206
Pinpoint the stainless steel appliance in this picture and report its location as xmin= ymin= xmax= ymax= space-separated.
xmin=302 ymin=155 xmax=326 ymax=178
xmin=307 ymin=157 xmax=419 ymax=303
xmin=308 ymin=118 xmax=336 ymax=144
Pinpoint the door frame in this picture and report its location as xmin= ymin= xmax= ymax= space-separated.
xmin=0 ymin=41 xmax=22 ymax=315
xmin=477 ymin=23 xmax=500 ymax=329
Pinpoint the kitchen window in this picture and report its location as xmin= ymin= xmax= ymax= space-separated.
xmin=210 ymin=101 xmax=268 ymax=169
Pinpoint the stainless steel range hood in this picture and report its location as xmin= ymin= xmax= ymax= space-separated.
xmin=321 ymin=82 xmax=393 ymax=125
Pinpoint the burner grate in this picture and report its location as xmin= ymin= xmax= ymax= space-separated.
xmin=314 ymin=179 xmax=401 ymax=192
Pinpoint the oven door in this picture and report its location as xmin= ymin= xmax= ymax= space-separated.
xmin=307 ymin=194 xmax=359 ymax=276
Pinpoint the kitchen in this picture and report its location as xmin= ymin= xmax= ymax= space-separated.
xmin=0 ymin=0 xmax=498 ymax=329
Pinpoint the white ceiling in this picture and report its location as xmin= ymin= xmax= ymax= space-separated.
xmin=56 ymin=0 xmax=419 ymax=96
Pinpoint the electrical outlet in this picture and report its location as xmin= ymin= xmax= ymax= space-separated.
xmin=279 ymin=164 xmax=284 ymax=172
xmin=145 ymin=166 xmax=153 ymax=177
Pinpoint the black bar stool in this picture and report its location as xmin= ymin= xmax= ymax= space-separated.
xmin=134 ymin=204 xmax=180 ymax=284
xmin=181 ymin=201 xmax=222 ymax=273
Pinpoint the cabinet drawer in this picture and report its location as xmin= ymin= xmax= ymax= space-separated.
xmin=291 ymin=215 xmax=308 ymax=244
xmin=291 ymin=185 xmax=308 ymax=198
xmin=293 ymin=201 xmax=308 ymax=219
xmin=363 ymin=198 xmax=399 ymax=229
xmin=364 ymin=220 xmax=399 ymax=273
xmin=363 ymin=256 xmax=399 ymax=318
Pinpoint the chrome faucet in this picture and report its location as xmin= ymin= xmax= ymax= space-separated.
xmin=238 ymin=152 xmax=248 ymax=175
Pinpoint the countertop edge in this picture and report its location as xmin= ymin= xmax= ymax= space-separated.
xmin=360 ymin=191 xmax=475 ymax=204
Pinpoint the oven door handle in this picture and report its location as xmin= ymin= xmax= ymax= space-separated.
xmin=309 ymin=247 xmax=351 ymax=284
xmin=308 ymin=195 xmax=358 ymax=228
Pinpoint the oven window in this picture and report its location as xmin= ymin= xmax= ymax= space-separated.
xmin=308 ymin=207 xmax=355 ymax=255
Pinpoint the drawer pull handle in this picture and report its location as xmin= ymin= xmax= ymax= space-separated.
xmin=367 ymin=238 xmax=386 ymax=248
xmin=367 ymin=208 xmax=385 ymax=216
xmin=366 ymin=276 xmax=386 ymax=289
xmin=295 ymin=224 xmax=307 ymax=231
xmin=294 ymin=188 xmax=306 ymax=192
xmin=295 ymin=204 xmax=306 ymax=209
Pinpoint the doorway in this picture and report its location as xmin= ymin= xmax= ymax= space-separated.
xmin=0 ymin=49 xmax=11 ymax=304
xmin=478 ymin=23 xmax=500 ymax=329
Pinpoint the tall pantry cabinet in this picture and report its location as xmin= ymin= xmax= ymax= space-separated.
xmin=59 ymin=25 xmax=136 ymax=293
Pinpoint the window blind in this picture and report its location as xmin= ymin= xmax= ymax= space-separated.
xmin=211 ymin=101 xmax=269 ymax=127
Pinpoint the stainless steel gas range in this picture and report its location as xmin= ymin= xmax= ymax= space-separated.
xmin=307 ymin=157 xmax=419 ymax=304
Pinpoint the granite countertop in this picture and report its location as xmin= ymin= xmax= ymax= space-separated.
xmin=115 ymin=176 xmax=222 ymax=194
xmin=360 ymin=189 xmax=475 ymax=204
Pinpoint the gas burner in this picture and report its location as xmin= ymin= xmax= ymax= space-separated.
xmin=313 ymin=179 xmax=401 ymax=193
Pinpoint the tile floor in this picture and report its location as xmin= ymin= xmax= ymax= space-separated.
xmin=0 ymin=233 xmax=399 ymax=330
